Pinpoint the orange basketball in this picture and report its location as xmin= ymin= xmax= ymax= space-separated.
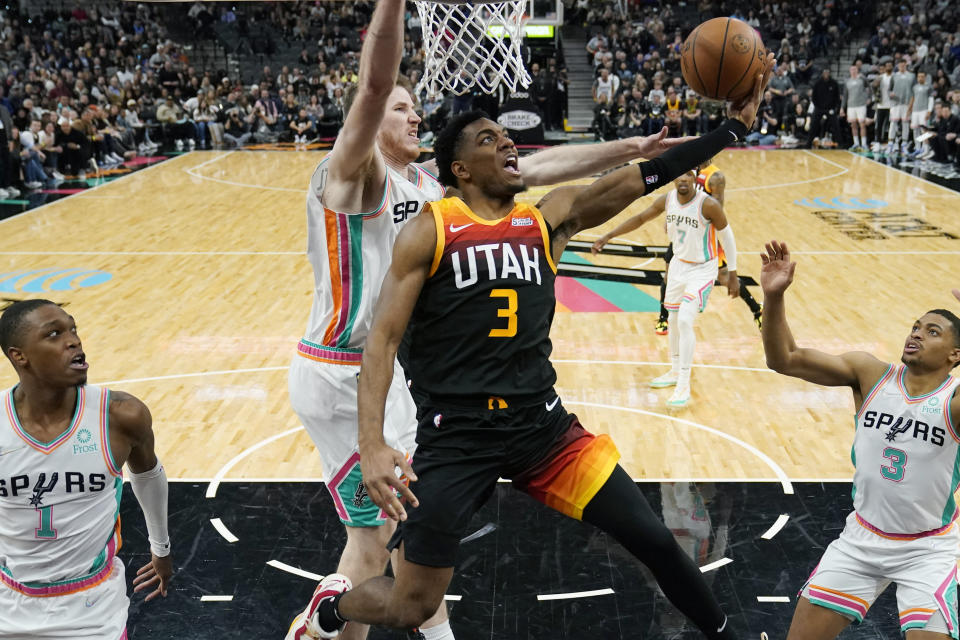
xmin=680 ymin=17 xmax=766 ymax=101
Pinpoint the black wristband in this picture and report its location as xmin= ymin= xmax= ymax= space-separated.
xmin=639 ymin=119 xmax=748 ymax=195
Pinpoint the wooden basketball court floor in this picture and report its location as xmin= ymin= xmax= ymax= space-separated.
xmin=2 ymin=148 xmax=959 ymax=638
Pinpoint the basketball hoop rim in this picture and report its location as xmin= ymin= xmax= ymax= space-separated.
xmin=414 ymin=0 xmax=533 ymax=97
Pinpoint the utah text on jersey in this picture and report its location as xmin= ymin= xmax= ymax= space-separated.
xmin=452 ymin=241 xmax=545 ymax=289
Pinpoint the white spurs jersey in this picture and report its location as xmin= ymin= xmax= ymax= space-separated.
xmin=853 ymin=364 xmax=960 ymax=538
xmin=0 ymin=385 xmax=123 ymax=590
xmin=301 ymin=156 xmax=444 ymax=352
xmin=664 ymin=189 xmax=717 ymax=264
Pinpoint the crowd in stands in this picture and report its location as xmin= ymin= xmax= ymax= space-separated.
xmin=0 ymin=1 xmax=410 ymax=196
xmin=0 ymin=0 xmax=569 ymax=200
xmin=0 ymin=0 xmax=956 ymax=200
xmin=209 ymin=1 xmax=570 ymax=134
xmin=585 ymin=0 xmax=960 ymax=169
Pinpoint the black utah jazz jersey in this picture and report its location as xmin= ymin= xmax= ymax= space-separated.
xmin=407 ymin=197 xmax=558 ymax=399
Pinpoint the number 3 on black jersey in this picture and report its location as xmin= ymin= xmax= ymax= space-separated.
xmin=489 ymin=289 xmax=517 ymax=338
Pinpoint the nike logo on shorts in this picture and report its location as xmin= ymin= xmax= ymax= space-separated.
xmin=449 ymin=224 xmax=473 ymax=232
xmin=545 ymin=397 xmax=560 ymax=412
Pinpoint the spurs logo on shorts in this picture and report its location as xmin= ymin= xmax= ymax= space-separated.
xmin=353 ymin=481 xmax=368 ymax=508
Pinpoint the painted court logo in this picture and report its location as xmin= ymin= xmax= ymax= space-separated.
xmin=796 ymin=197 xmax=957 ymax=240
xmin=794 ymin=196 xmax=888 ymax=210
xmin=0 ymin=268 xmax=112 ymax=293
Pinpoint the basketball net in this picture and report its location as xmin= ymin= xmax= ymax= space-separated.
xmin=415 ymin=1 xmax=532 ymax=97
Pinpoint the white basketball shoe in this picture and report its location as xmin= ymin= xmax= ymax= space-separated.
xmin=285 ymin=573 xmax=352 ymax=639
xmin=649 ymin=371 xmax=679 ymax=388
xmin=666 ymin=385 xmax=691 ymax=408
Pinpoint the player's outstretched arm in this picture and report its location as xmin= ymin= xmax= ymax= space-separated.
xmin=517 ymin=127 xmax=695 ymax=186
xmin=540 ymin=54 xmax=774 ymax=244
xmin=541 ymin=119 xmax=746 ymax=250
xmin=109 ymin=392 xmax=173 ymax=602
xmin=419 ymin=128 xmax=694 ymax=186
xmin=760 ymin=241 xmax=886 ymax=388
xmin=357 ymin=212 xmax=436 ymax=521
xmin=590 ymin=194 xmax=667 ymax=254
xmin=325 ymin=0 xmax=406 ymax=196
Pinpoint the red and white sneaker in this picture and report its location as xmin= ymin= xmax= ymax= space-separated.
xmin=285 ymin=573 xmax=353 ymax=640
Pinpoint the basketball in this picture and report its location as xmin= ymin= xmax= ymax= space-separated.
xmin=680 ymin=17 xmax=766 ymax=101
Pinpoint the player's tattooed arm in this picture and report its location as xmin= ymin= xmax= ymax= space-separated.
xmin=537 ymin=186 xmax=583 ymax=262
xmin=109 ymin=390 xmax=156 ymax=473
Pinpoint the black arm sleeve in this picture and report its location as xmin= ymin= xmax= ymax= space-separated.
xmin=639 ymin=119 xmax=748 ymax=195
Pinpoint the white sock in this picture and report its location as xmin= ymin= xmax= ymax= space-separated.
xmin=853 ymin=135 xmax=860 ymax=147
xmin=668 ymin=309 xmax=680 ymax=374
xmin=677 ymin=302 xmax=697 ymax=387
xmin=420 ymin=620 xmax=455 ymax=640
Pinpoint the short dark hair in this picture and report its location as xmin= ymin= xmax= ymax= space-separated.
xmin=0 ymin=299 xmax=58 ymax=359
xmin=927 ymin=308 xmax=960 ymax=349
xmin=434 ymin=110 xmax=489 ymax=187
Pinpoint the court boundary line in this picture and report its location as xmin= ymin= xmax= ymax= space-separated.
xmin=724 ymin=149 xmax=848 ymax=192
xmin=556 ymin=235 xmax=960 ymax=255
xmin=0 ymin=251 xmax=302 ymax=256
xmin=7 ymin=248 xmax=960 ymax=256
xmin=698 ymin=557 xmax=733 ymax=573
xmin=761 ymin=514 xmax=790 ymax=540
xmin=566 ymin=401 xmax=794 ymax=495
xmin=853 ymin=151 xmax=960 ymax=198
xmin=205 ymin=425 xmax=302 ymax=498
xmin=537 ymin=588 xmax=615 ymax=601
xmin=0 ymin=152 xmax=188 ymax=227
xmin=96 ymin=360 xmax=782 ymax=387
xmin=209 ymin=517 xmax=238 ymax=543
xmin=184 ymin=150 xmax=309 ymax=193
xmin=181 ymin=148 xmax=848 ymax=195
xmin=199 ymin=402 xmax=795 ymax=495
